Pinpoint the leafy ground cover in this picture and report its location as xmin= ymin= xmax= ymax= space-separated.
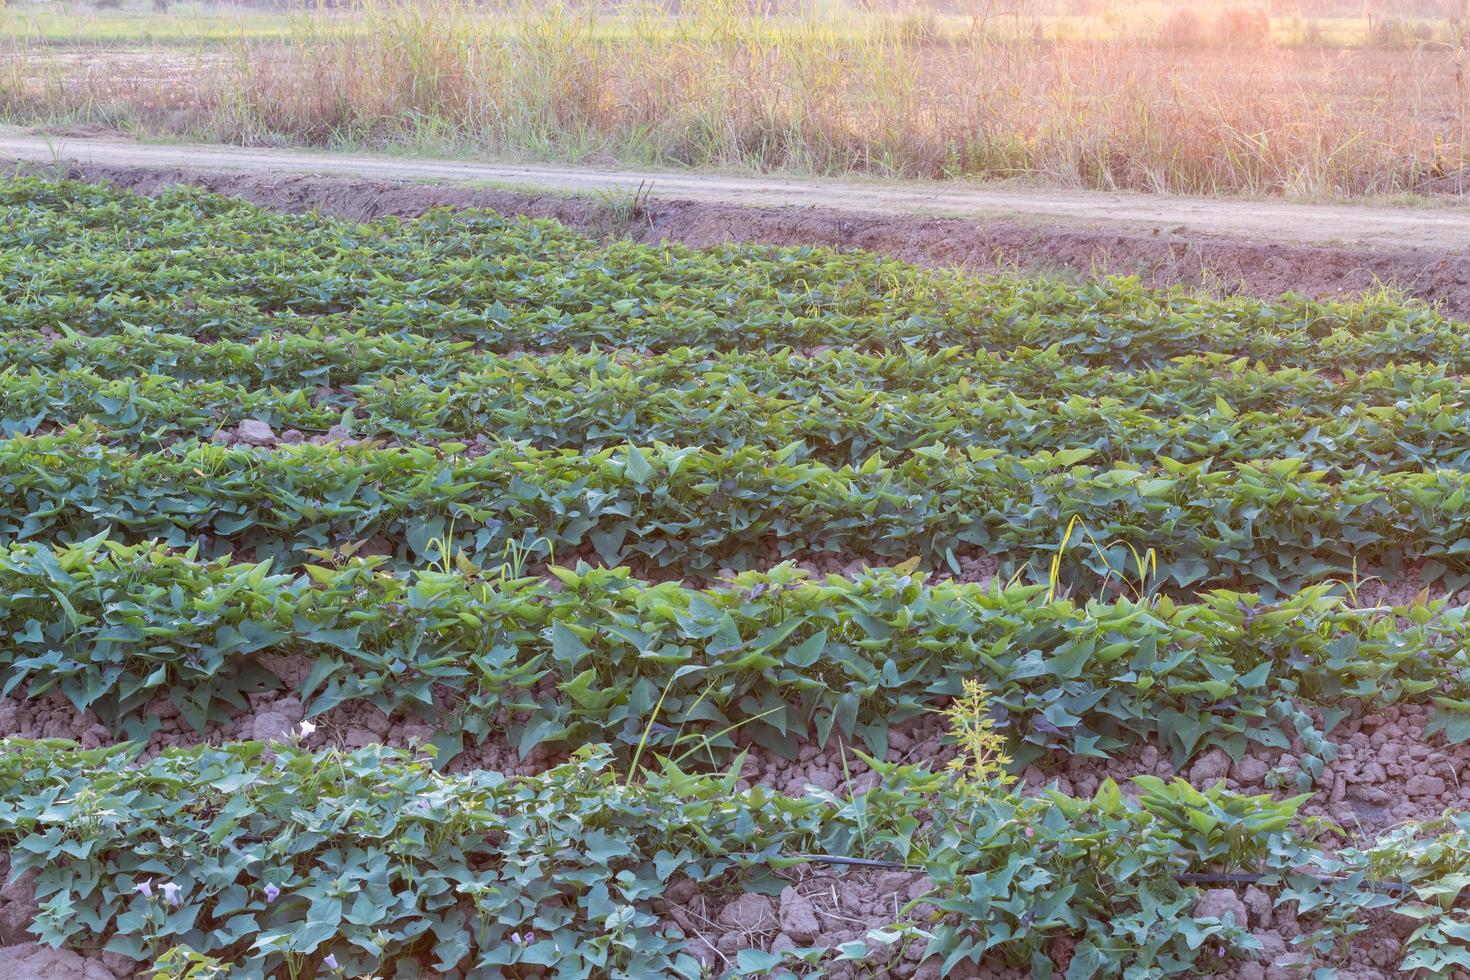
xmin=2 ymin=537 xmax=1468 ymax=769
xmin=1 ymin=181 xmax=1465 ymax=369
xmin=4 ymin=432 xmax=1470 ymax=594
xmin=2 ymin=736 xmax=1465 ymax=979
xmin=9 ymin=737 xmax=1470 ymax=978
xmin=0 ymin=332 xmax=1453 ymax=415
xmin=6 ymin=358 xmax=1470 ymax=473
xmin=3 ymin=177 xmax=1470 ymax=977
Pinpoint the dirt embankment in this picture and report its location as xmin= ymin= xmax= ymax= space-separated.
xmin=18 ymin=157 xmax=1470 ymax=321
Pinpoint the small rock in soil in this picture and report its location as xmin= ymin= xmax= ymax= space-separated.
xmin=0 ymin=871 xmax=36 ymax=906
xmin=684 ymin=937 xmax=716 ymax=968
xmin=1243 ymin=885 xmax=1273 ymax=928
xmin=1264 ymin=952 xmax=1311 ymax=980
xmin=717 ymin=892 xmax=774 ymax=931
xmin=1234 ymin=756 xmax=1270 ymax=785
xmin=805 ymin=769 xmax=837 ymax=793
xmin=665 ymin=879 xmax=698 ymax=905
xmin=345 ymin=727 xmax=378 ymax=749
xmin=0 ymin=944 xmax=116 ymax=980
xmin=97 ymin=953 xmax=138 ymax=978
xmin=235 ymin=419 xmax=277 ymax=447
xmin=778 ymin=886 xmax=820 ymax=942
xmin=1189 ymin=748 xmax=1231 ymax=785
xmin=1194 ymin=888 xmax=1249 ymax=927
xmin=249 ymin=711 xmax=294 ymax=742
xmin=0 ymin=904 xmax=34 ymax=945
xmin=1405 ymin=774 xmax=1446 ymax=797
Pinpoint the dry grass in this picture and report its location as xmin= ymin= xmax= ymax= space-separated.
xmin=4 ymin=0 xmax=1469 ymax=198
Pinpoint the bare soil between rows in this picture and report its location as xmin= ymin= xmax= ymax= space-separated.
xmin=31 ymin=162 xmax=1470 ymax=322
xmin=4 ymin=675 xmax=1466 ymax=837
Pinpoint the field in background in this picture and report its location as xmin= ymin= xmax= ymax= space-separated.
xmin=3 ymin=0 xmax=1470 ymax=198
xmin=6 ymin=0 xmax=1469 ymax=48
xmin=1 ymin=1 xmax=298 ymax=43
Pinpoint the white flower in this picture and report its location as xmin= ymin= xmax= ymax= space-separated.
xmin=324 ymin=954 xmax=339 ymax=970
xmin=297 ymin=720 xmax=317 ymax=739
xmin=133 ymin=879 xmax=153 ymax=899
xmin=159 ymin=881 xmax=182 ymax=907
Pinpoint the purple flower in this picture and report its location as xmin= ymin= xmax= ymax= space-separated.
xmin=133 ymin=879 xmax=153 ymax=899
xmin=159 ymin=882 xmax=182 ymax=907
xmin=324 ymin=954 xmax=339 ymax=970
xmin=263 ymin=883 xmax=280 ymax=903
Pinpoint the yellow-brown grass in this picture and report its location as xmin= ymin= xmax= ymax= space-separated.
xmin=4 ymin=0 xmax=1468 ymax=198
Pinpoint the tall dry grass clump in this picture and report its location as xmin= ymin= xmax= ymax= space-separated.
xmin=3 ymin=0 xmax=1467 ymax=198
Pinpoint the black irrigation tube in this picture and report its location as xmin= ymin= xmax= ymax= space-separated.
xmin=792 ymin=854 xmax=911 ymax=869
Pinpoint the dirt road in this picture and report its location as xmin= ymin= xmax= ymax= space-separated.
xmin=7 ymin=126 xmax=1470 ymax=250
xmin=8 ymin=125 xmax=1470 ymax=315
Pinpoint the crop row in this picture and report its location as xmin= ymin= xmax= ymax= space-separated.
xmin=0 ymin=336 xmax=1331 ymax=410
xmin=6 ymin=432 xmax=1470 ymax=593
xmin=8 ymin=361 xmax=1470 ymax=473
xmin=5 ymin=331 xmax=1464 ymax=419
xmin=9 ymin=275 xmax=1462 ymax=372
xmin=6 ymin=537 xmax=1468 ymax=767
xmin=3 ymin=179 xmax=1464 ymax=369
xmin=6 ymin=736 xmax=1470 ymax=977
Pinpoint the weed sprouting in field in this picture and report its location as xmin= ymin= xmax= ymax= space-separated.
xmin=1045 ymin=513 xmax=1081 ymax=604
xmin=941 ymin=679 xmax=1012 ymax=791
xmin=625 ymin=668 xmax=782 ymax=785
xmin=494 ymin=534 xmax=553 ymax=582
xmin=426 ymin=518 xmax=462 ymax=576
xmin=426 ymin=517 xmax=553 ymax=583
xmin=591 ymin=179 xmax=655 ymax=235
xmin=1046 ymin=514 xmax=1159 ymax=603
